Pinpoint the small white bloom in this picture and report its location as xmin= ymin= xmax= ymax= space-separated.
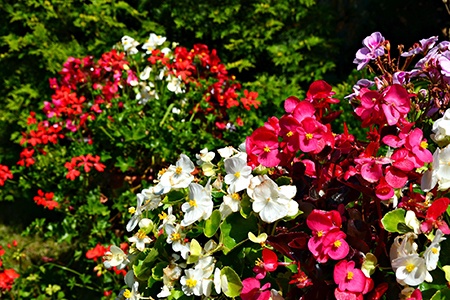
xmin=128 ymin=219 xmax=153 ymax=251
xmin=121 ymin=35 xmax=140 ymax=55
xmin=139 ymin=66 xmax=152 ymax=81
xmin=181 ymin=182 xmax=213 ymax=226
xmin=248 ymin=175 xmax=296 ymax=223
xmin=391 ymin=254 xmax=431 ymax=286
xmin=423 ymin=229 xmax=446 ymax=271
xmin=157 ymin=285 xmax=171 ymax=298
xmin=217 ymin=146 xmax=235 ymax=158
xmin=158 ymin=206 xmax=176 ymax=232
xmin=172 ymin=107 xmax=181 ymax=114
xmin=214 ymin=267 xmax=229 ymax=294
xmin=180 ymin=268 xmax=204 ymax=296
xmin=167 ymin=74 xmax=184 ymax=94
xmin=103 ymin=245 xmax=128 ymax=269
xmin=224 ymin=156 xmax=253 ymax=193
xmin=196 ymin=148 xmax=216 ymax=165
xmin=389 ymin=232 xmax=419 ymax=261
xmin=142 ymin=33 xmax=167 ymax=54
xmin=432 ymin=108 xmax=450 ymax=147
xmin=405 ymin=210 xmax=421 ymax=234
xmin=154 ymin=154 xmax=195 ymax=194
xmin=119 ymin=281 xmax=141 ymax=300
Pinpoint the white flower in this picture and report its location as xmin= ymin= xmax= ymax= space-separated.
xmin=391 ymin=254 xmax=432 ymax=286
xmin=224 ymin=156 xmax=253 ymax=193
xmin=158 ymin=206 xmax=176 ymax=232
xmin=142 ymin=33 xmax=166 ymax=54
xmin=422 ymin=146 xmax=450 ymax=191
xmin=217 ymin=146 xmax=236 ymax=159
xmin=248 ymin=175 xmax=296 ymax=223
xmin=103 ymin=245 xmax=128 ymax=269
xmin=181 ymin=182 xmax=213 ymax=226
xmin=121 ymin=35 xmax=140 ymax=55
xmin=165 ymin=223 xmax=190 ymax=258
xmin=213 ymin=267 xmax=229 ymax=294
xmin=157 ymin=285 xmax=171 ymax=298
xmin=126 ymin=193 xmax=145 ymax=232
xmin=423 ymin=229 xmax=446 ymax=271
xmin=432 ymin=108 xmax=450 ymax=147
xmin=405 ymin=210 xmax=421 ymax=234
xmin=139 ymin=66 xmax=152 ymax=81
xmin=155 ymin=154 xmax=195 ymax=194
xmin=180 ymin=268 xmax=204 ymax=296
xmin=167 ymin=74 xmax=184 ymax=94
xmin=128 ymin=219 xmax=153 ymax=251
xmin=389 ymin=232 xmax=418 ymax=261
xmin=196 ymin=148 xmax=216 ymax=165
xmin=135 ymin=82 xmax=158 ymax=105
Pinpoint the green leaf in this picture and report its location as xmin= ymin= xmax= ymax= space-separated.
xmin=381 ymin=209 xmax=406 ymax=233
xmin=186 ymin=239 xmax=202 ymax=264
xmin=220 ymin=213 xmax=258 ymax=254
xmin=204 ymin=210 xmax=221 ymax=238
xmin=442 ymin=265 xmax=450 ymax=282
xmin=221 ymin=266 xmax=243 ymax=297
xmin=133 ymin=248 xmax=159 ymax=280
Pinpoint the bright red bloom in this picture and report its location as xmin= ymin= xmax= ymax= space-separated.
xmin=33 ymin=190 xmax=59 ymax=210
xmin=420 ymin=197 xmax=450 ymax=234
xmin=240 ymin=90 xmax=260 ymax=110
xmin=0 ymin=269 xmax=19 ymax=291
xmin=0 ymin=165 xmax=13 ymax=186
xmin=253 ymin=248 xmax=279 ymax=279
xmin=17 ymin=148 xmax=35 ymax=167
xmin=86 ymin=243 xmax=107 ymax=262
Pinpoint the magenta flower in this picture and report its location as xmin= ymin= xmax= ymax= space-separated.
xmin=241 ymin=278 xmax=271 ymax=300
xmin=333 ymin=260 xmax=367 ymax=293
xmin=381 ymin=84 xmax=411 ymax=126
xmin=322 ymin=229 xmax=350 ymax=260
xmin=353 ymin=32 xmax=386 ymax=70
xmin=246 ymin=127 xmax=281 ymax=167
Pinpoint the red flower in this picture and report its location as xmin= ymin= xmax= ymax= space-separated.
xmin=86 ymin=243 xmax=107 ymax=262
xmin=0 ymin=269 xmax=19 ymax=291
xmin=0 ymin=165 xmax=13 ymax=186
xmin=420 ymin=197 xmax=450 ymax=234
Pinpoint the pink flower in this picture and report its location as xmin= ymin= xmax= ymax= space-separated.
xmin=381 ymin=84 xmax=411 ymax=126
xmin=241 ymin=278 xmax=271 ymax=300
xmin=333 ymin=260 xmax=367 ymax=293
xmin=322 ymin=229 xmax=350 ymax=260
xmin=246 ymin=127 xmax=281 ymax=167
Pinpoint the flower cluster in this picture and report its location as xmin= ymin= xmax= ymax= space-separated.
xmin=0 ymin=242 xmax=20 ymax=292
xmin=33 ymin=189 xmax=59 ymax=210
xmin=110 ymin=32 xmax=450 ymax=299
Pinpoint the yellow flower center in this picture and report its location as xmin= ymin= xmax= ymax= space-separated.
xmin=189 ymin=199 xmax=197 ymax=207
xmin=264 ymin=145 xmax=271 ymax=153
xmin=158 ymin=211 xmax=167 ymax=220
xmin=186 ymin=278 xmax=197 ymax=288
xmin=420 ymin=140 xmax=428 ymax=149
xmin=333 ymin=240 xmax=342 ymax=248
xmin=123 ymin=289 xmax=132 ymax=298
xmin=234 ymin=171 xmax=241 ymax=178
xmin=128 ymin=207 xmax=136 ymax=214
xmin=317 ymin=231 xmax=323 ymax=237
xmin=137 ymin=230 xmax=147 ymax=240
xmin=406 ymin=263 xmax=415 ymax=273
xmin=231 ymin=193 xmax=241 ymax=201
xmin=287 ymin=131 xmax=293 ymax=137
xmin=431 ymin=247 xmax=438 ymax=254
xmin=305 ymin=133 xmax=313 ymax=140
xmin=171 ymin=233 xmax=181 ymax=241
xmin=175 ymin=166 xmax=183 ymax=175
xmin=346 ymin=271 xmax=354 ymax=280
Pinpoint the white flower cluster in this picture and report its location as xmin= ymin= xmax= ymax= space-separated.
xmin=422 ymin=108 xmax=450 ymax=191
xmin=109 ymin=146 xmax=297 ymax=298
xmin=119 ymin=33 xmax=185 ymax=106
xmin=390 ymin=230 xmax=445 ymax=286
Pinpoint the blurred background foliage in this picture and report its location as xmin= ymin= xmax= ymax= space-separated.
xmin=0 ymin=0 xmax=449 ymax=297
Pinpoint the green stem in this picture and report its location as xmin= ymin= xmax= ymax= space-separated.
xmin=99 ymin=126 xmax=115 ymax=141
xmin=159 ymin=103 xmax=175 ymax=127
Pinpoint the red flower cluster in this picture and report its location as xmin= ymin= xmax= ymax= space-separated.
xmin=33 ymin=189 xmax=59 ymax=210
xmin=148 ymin=43 xmax=260 ymax=127
xmin=0 ymin=244 xmax=20 ymax=292
xmin=64 ymin=154 xmax=106 ymax=180
xmin=0 ymin=165 xmax=12 ymax=186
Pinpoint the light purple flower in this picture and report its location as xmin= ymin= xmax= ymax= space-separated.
xmin=353 ymin=32 xmax=386 ymax=70
xmin=401 ymin=36 xmax=438 ymax=57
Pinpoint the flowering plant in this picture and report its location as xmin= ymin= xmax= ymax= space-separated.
xmin=110 ymin=32 xmax=450 ymax=300
xmin=0 ymin=33 xmax=259 ymax=298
